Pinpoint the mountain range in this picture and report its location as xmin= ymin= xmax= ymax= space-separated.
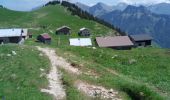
xmin=76 ymin=2 xmax=170 ymax=16
xmin=148 ymin=3 xmax=170 ymax=15
xmin=76 ymin=2 xmax=128 ymax=17
xmin=76 ymin=2 xmax=170 ymax=48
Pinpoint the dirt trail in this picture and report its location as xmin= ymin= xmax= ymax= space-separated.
xmin=37 ymin=47 xmax=121 ymax=100
xmin=54 ymin=55 xmax=81 ymax=75
xmin=76 ymin=81 xmax=122 ymax=100
xmin=37 ymin=47 xmax=66 ymax=100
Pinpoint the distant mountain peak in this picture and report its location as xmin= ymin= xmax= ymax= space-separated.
xmin=76 ymin=2 xmax=90 ymax=11
xmin=96 ymin=2 xmax=107 ymax=6
xmin=117 ymin=2 xmax=128 ymax=6
xmin=124 ymin=5 xmax=149 ymax=13
xmin=148 ymin=3 xmax=170 ymax=15
xmin=76 ymin=2 xmax=88 ymax=6
xmin=157 ymin=2 xmax=170 ymax=5
xmin=93 ymin=2 xmax=112 ymax=10
xmin=89 ymin=2 xmax=113 ymax=16
xmin=112 ymin=2 xmax=128 ymax=11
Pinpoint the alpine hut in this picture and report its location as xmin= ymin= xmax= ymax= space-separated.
xmin=56 ymin=26 xmax=71 ymax=35
xmin=0 ymin=28 xmax=28 ymax=44
xmin=129 ymin=34 xmax=153 ymax=47
xmin=96 ymin=36 xmax=134 ymax=50
xmin=78 ymin=28 xmax=91 ymax=36
xmin=37 ymin=33 xmax=51 ymax=44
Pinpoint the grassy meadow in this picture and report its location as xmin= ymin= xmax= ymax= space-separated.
xmin=0 ymin=45 xmax=52 ymax=100
xmin=0 ymin=4 xmax=170 ymax=100
xmin=56 ymin=46 xmax=170 ymax=100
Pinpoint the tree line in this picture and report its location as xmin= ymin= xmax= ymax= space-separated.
xmin=0 ymin=5 xmax=4 ymax=8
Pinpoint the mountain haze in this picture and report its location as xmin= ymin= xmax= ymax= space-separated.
xmin=76 ymin=2 xmax=128 ymax=16
xmin=148 ymin=3 xmax=170 ymax=15
xmin=77 ymin=2 xmax=170 ymax=48
xmin=88 ymin=2 xmax=113 ymax=17
xmin=112 ymin=3 xmax=128 ymax=11
xmin=101 ymin=5 xmax=170 ymax=48
xmin=76 ymin=2 xmax=90 ymax=12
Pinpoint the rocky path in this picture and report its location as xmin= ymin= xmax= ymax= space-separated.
xmin=37 ymin=47 xmax=121 ymax=100
xmin=53 ymin=53 xmax=81 ymax=75
xmin=76 ymin=81 xmax=122 ymax=100
xmin=37 ymin=47 xmax=66 ymax=100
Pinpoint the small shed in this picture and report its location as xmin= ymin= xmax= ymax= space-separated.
xmin=37 ymin=33 xmax=51 ymax=44
xmin=78 ymin=28 xmax=91 ymax=36
xmin=0 ymin=29 xmax=28 ymax=44
xmin=129 ymin=34 xmax=153 ymax=47
xmin=56 ymin=26 xmax=71 ymax=35
xmin=96 ymin=36 xmax=134 ymax=50
xmin=28 ymin=33 xmax=33 ymax=38
xmin=69 ymin=38 xmax=92 ymax=46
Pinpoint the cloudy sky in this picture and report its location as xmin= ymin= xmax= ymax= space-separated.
xmin=0 ymin=0 xmax=170 ymax=11
xmin=77 ymin=0 xmax=170 ymax=6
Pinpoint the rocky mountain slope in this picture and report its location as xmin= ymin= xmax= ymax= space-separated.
xmin=77 ymin=2 xmax=170 ymax=48
xmin=148 ymin=3 xmax=170 ymax=15
xmin=100 ymin=5 xmax=170 ymax=48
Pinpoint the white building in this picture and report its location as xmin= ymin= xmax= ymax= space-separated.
xmin=0 ymin=29 xmax=28 ymax=44
xmin=69 ymin=38 xmax=92 ymax=46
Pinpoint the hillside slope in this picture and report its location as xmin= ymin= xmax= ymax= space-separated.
xmin=0 ymin=5 xmax=117 ymax=36
xmin=0 ymin=3 xmax=170 ymax=100
xmin=0 ymin=45 xmax=52 ymax=100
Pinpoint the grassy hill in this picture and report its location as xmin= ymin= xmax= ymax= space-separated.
xmin=0 ymin=45 xmax=52 ymax=100
xmin=0 ymin=3 xmax=170 ymax=100
xmin=0 ymin=5 xmax=116 ymax=35
xmin=57 ymin=46 xmax=170 ymax=100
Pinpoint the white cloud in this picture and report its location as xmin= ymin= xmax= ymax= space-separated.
xmin=1 ymin=0 xmax=52 ymax=11
xmin=72 ymin=0 xmax=170 ymax=6
xmin=118 ymin=0 xmax=170 ymax=4
xmin=1 ymin=0 xmax=170 ymax=11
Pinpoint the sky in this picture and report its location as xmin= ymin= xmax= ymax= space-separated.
xmin=0 ymin=0 xmax=170 ymax=11
xmin=75 ymin=0 xmax=170 ymax=6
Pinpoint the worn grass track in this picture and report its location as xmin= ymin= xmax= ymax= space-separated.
xmin=0 ymin=45 xmax=52 ymax=100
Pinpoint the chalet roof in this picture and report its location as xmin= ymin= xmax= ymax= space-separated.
xmin=80 ymin=27 xmax=89 ymax=31
xmin=56 ymin=26 xmax=71 ymax=31
xmin=40 ymin=33 xmax=51 ymax=39
xmin=0 ymin=29 xmax=28 ymax=37
xmin=96 ymin=36 xmax=134 ymax=47
xmin=69 ymin=38 xmax=92 ymax=46
xmin=130 ymin=34 xmax=153 ymax=41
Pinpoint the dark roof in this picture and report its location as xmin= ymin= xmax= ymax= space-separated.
xmin=41 ymin=33 xmax=51 ymax=39
xmin=96 ymin=36 xmax=134 ymax=47
xmin=56 ymin=26 xmax=71 ymax=31
xmin=130 ymin=34 xmax=153 ymax=41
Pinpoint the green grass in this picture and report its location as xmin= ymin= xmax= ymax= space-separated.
xmin=55 ymin=46 xmax=169 ymax=100
xmin=0 ymin=45 xmax=52 ymax=100
xmin=0 ymin=4 xmax=170 ymax=100
xmin=0 ymin=5 xmax=116 ymax=36
xmin=60 ymin=69 xmax=91 ymax=100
